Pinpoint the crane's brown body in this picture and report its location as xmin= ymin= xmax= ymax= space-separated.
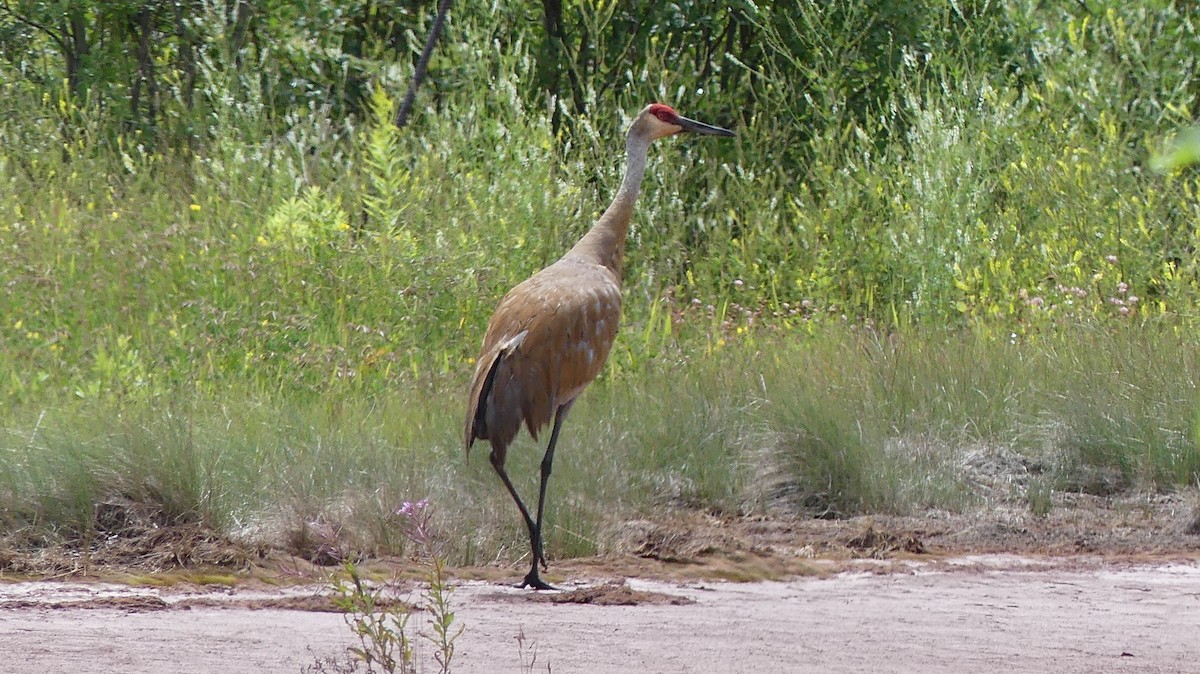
xmin=465 ymin=104 xmax=733 ymax=590
xmin=465 ymin=258 xmax=622 ymax=464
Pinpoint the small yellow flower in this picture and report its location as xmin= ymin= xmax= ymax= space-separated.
xmin=467 ymin=357 xmax=476 ymax=366
xmin=13 ymin=320 xmax=22 ymax=330
xmin=190 ymin=204 xmax=202 ymax=212
xmin=256 ymin=235 xmax=270 ymax=247
xmin=110 ymin=211 xmax=120 ymax=220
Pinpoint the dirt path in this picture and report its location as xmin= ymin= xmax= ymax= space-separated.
xmin=2 ymin=556 xmax=1198 ymax=673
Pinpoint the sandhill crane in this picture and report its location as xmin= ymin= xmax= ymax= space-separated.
xmin=465 ymin=103 xmax=735 ymax=590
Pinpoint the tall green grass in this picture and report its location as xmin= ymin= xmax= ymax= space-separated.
xmin=2 ymin=323 xmax=1196 ymax=563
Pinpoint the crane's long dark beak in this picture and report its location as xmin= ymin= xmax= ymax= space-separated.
xmin=676 ymin=115 xmax=735 ymax=137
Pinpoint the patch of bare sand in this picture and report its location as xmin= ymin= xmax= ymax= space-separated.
xmin=1 ymin=489 xmax=1199 ymax=673
xmin=1 ymin=559 xmax=1198 ymax=673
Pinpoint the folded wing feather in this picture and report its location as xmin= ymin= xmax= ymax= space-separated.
xmin=464 ymin=260 xmax=622 ymax=466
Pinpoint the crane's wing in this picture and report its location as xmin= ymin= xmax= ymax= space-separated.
xmin=465 ymin=261 xmax=622 ymax=464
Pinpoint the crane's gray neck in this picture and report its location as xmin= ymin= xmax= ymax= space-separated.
xmin=615 ymin=131 xmax=652 ymax=203
xmin=565 ymin=129 xmax=653 ymax=278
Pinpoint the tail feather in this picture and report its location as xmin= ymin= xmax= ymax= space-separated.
xmin=464 ymin=331 xmax=529 ymax=463
xmin=464 ymin=345 xmax=499 ymax=457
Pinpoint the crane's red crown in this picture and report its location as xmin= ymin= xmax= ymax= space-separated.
xmin=648 ymin=103 xmax=679 ymax=123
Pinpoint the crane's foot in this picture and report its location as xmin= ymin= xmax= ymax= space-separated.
xmin=518 ymin=570 xmax=558 ymax=591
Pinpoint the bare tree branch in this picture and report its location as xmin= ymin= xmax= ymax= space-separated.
xmin=0 ymin=0 xmax=68 ymax=52
xmin=395 ymin=0 xmax=452 ymax=129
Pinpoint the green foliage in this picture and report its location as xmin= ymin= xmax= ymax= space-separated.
xmin=325 ymin=500 xmax=458 ymax=674
xmin=360 ymin=86 xmax=412 ymax=241
xmin=332 ymin=562 xmax=415 ymax=674
xmin=262 ymin=186 xmax=351 ymax=251
xmin=1154 ymin=127 xmax=1200 ymax=172
xmin=1026 ymin=477 xmax=1054 ymax=518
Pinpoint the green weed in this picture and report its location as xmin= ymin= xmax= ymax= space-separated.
xmin=325 ymin=500 xmax=459 ymax=674
xmin=332 ymin=562 xmax=416 ymax=674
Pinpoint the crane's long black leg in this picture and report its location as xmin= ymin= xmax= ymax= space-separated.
xmin=489 ymin=453 xmax=539 ymax=552
xmin=522 ymin=402 xmax=571 ymax=590
xmin=489 ymin=450 xmax=555 ymax=590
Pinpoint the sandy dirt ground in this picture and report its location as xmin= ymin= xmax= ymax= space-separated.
xmin=2 ymin=555 xmax=1198 ymax=674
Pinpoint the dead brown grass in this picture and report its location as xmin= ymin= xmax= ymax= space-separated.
xmin=539 ymin=580 xmax=695 ymax=606
xmin=0 ymin=523 xmax=257 ymax=577
xmin=0 ymin=595 xmax=170 ymax=611
xmin=2 ymin=488 xmax=1198 ymax=585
